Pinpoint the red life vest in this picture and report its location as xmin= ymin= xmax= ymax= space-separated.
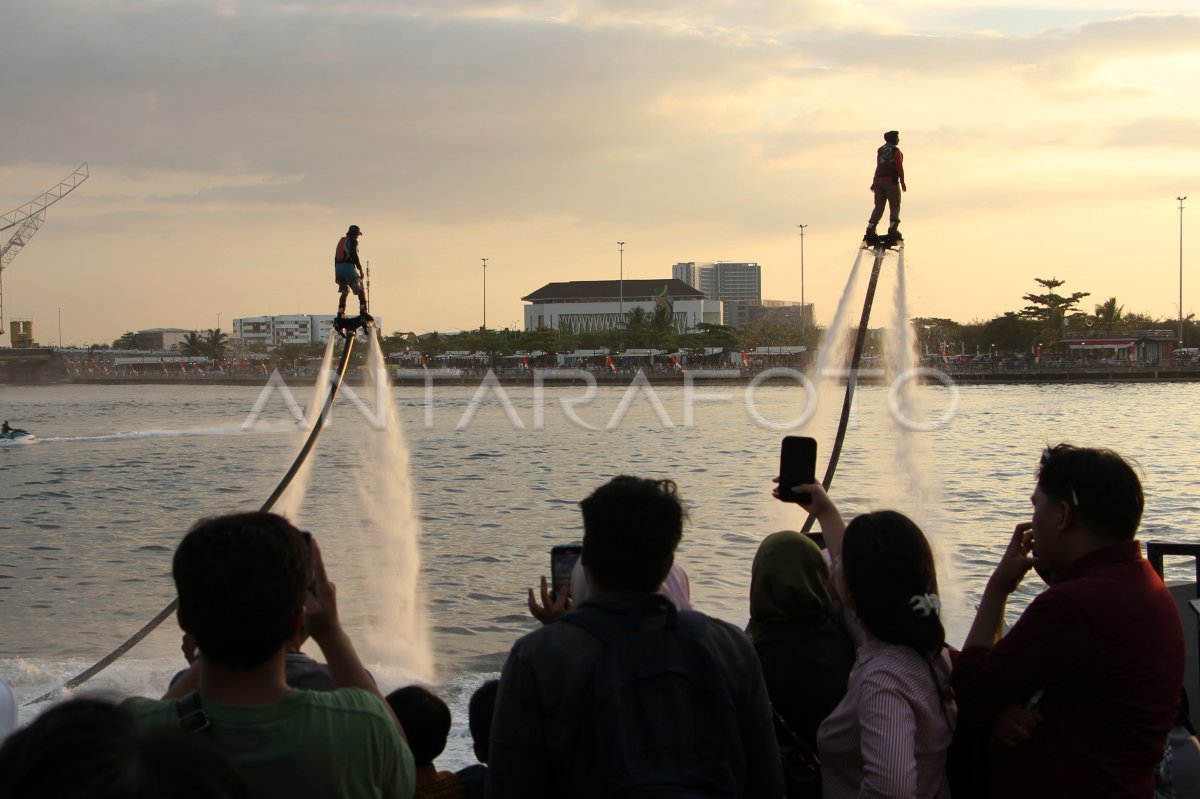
xmin=335 ymin=236 xmax=352 ymax=263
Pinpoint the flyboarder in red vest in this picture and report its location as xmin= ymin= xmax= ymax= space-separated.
xmin=865 ymin=131 xmax=906 ymax=244
xmin=334 ymin=224 xmax=371 ymax=325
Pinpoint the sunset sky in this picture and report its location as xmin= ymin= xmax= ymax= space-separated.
xmin=2 ymin=0 xmax=1198 ymax=346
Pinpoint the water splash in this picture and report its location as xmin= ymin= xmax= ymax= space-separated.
xmin=813 ymin=248 xmax=868 ymax=383
xmin=881 ymin=247 xmax=965 ymax=638
xmin=353 ymin=331 xmax=434 ymax=682
xmin=273 ymin=335 xmax=338 ymax=520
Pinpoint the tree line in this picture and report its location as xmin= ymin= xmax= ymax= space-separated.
xmin=103 ymin=276 xmax=1194 ymax=362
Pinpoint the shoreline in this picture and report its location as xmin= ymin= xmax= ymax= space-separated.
xmin=26 ymin=365 xmax=1200 ymax=387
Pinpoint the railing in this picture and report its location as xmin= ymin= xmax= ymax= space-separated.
xmin=1147 ymin=542 xmax=1200 ymax=590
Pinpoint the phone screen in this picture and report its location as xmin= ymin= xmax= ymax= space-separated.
xmin=777 ymin=436 xmax=817 ymax=503
xmin=550 ymin=544 xmax=583 ymax=600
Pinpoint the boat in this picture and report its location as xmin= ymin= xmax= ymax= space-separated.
xmin=0 ymin=429 xmax=35 ymax=444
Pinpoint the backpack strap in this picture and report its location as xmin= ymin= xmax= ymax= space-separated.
xmin=176 ymin=692 xmax=211 ymax=734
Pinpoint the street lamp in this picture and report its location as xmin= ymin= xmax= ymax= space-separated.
xmin=617 ymin=242 xmax=625 ymax=317
xmin=481 ymin=258 xmax=489 ymax=330
xmin=795 ymin=224 xmax=807 ymax=327
xmin=217 ymin=312 xmax=222 ymax=333
xmin=1178 ymin=196 xmax=1187 ymax=353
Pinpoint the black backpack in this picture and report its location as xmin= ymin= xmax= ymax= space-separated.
xmin=561 ymin=596 xmax=746 ymax=798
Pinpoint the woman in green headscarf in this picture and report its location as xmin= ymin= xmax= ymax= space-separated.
xmin=749 ymin=530 xmax=855 ymax=750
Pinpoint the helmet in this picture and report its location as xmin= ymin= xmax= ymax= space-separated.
xmin=347 ymin=224 xmax=362 ymax=236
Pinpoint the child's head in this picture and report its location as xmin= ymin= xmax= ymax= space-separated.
xmin=385 ymin=685 xmax=451 ymax=767
xmin=468 ymin=680 xmax=500 ymax=764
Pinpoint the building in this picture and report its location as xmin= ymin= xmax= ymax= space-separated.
xmin=521 ymin=279 xmax=720 ymax=333
xmin=232 ymin=314 xmax=382 ymax=348
xmin=671 ymin=262 xmax=715 ymax=297
xmin=8 ymin=320 xmax=36 ymax=348
xmin=749 ymin=300 xmax=815 ymax=331
xmin=671 ymin=262 xmax=762 ymax=327
xmin=1059 ymin=329 xmax=1176 ymax=364
xmin=133 ymin=328 xmax=192 ymax=351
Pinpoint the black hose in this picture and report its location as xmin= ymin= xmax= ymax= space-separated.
xmin=26 ymin=331 xmax=359 ymax=705
xmin=800 ymin=248 xmax=888 ymax=535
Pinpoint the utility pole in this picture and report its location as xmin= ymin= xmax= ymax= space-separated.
xmin=796 ymin=224 xmax=808 ymax=328
xmin=481 ymin=258 xmax=489 ymax=330
xmin=617 ymin=242 xmax=626 ymax=317
xmin=1178 ymin=197 xmax=1187 ymax=352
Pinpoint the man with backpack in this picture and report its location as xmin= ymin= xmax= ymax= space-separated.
xmin=488 ymin=476 xmax=783 ymax=798
xmin=865 ymin=130 xmax=906 ymax=243
xmin=335 ymin=224 xmax=371 ymax=326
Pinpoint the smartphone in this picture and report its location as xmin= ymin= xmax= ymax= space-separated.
xmin=777 ymin=436 xmax=817 ymax=503
xmin=550 ymin=543 xmax=583 ymax=601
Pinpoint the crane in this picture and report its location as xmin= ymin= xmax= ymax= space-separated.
xmin=1 ymin=162 xmax=90 ymax=341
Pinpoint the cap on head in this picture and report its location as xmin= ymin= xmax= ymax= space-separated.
xmin=347 ymin=224 xmax=362 ymax=236
xmin=884 ymin=130 xmax=899 ymax=143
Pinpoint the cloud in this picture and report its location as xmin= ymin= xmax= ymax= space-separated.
xmin=3 ymin=1 xmax=1200 ymax=341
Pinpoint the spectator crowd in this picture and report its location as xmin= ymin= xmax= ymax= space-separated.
xmin=0 ymin=443 xmax=1192 ymax=798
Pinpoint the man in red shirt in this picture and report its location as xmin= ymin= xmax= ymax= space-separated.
xmin=952 ymin=444 xmax=1184 ymax=798
xmin=866 ymin=130 xmax=905 ymax=242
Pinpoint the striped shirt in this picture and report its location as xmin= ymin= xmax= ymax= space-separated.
xmin=818 ymin=640 xmax=956 ymax=799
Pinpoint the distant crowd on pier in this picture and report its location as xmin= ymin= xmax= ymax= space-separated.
xmin=1 ymin=443 xmax=1197 ymax=799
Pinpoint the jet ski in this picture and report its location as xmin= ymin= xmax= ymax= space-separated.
xmin=0 ymin=428 xmax=35 ymax=444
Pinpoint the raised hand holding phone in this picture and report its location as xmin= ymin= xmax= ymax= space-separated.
xmin=776 ymin=436 xmax=817 ymax=504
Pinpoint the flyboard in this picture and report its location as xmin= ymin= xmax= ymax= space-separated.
xmin=798 ymin=229 xmax=904 ymax=536
xmin=28 ymin=303 xmax=376 ymax=704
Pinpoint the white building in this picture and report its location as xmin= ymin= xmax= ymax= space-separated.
xmin=232 ymin=314 xmax=382 ymax=348
xmin=672 ymin=262 xmax=762 ymax=327
xmin=521 ymin=279 xmax=721 ymax=333
xmin=134 ymin=328 xmax=192 ymax=350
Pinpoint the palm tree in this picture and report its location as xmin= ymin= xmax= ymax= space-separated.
xmin=176 ymin=331 xmax=205 ymax=357
xmin=620 ymin=307 xmax=652 ymax=348
xmin=1092 ymin=297 xmax=1124 ymax=331
xmin=203 ymin=328 xmax=230 ymax=359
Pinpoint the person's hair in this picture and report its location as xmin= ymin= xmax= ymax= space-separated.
xmin=385 ymin=685 xmax=451 ymax=767
xmin=173 ymin=512 xmax=310 ymax=670
xmin=468 ymin=679 xmax=500 ymax=764
xmin=579 ymin=476 xmax=685 ymax=593
xmin=884 ymin=130 xmax=899 ymax=143
xmin=0 ymin=696 xmax=248 ymax=799
xmin=1036 ymin=444 xmax=1143 ymax=542
xmin=841 ymin=510 xmax=945 ymax=654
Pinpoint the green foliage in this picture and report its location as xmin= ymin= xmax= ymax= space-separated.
xmin=203 ymin=328 xmax=230 ymax=360
xmin=112 ymin=331 xmax=139 ymax=349
xmin=737 ymin=318 xmax=820 ymax=349
xmin=1092 ymin=297 xmax=1124 ymax=329
xmin=175 ymin=331 xmax=206 ymax=356
xmin=1020 ymin=277 xmax=1089 ymax=324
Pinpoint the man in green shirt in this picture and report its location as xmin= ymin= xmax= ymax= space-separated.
xmin=123 ymin=512 xmax=415 ymax=799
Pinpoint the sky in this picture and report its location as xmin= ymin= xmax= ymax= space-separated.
xmin=1 ymin=0 xmax=1198 ymax=346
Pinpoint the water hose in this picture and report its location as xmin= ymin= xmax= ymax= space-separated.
xmin=800 ymin=247 xmax=889 ymax=534
xmin=27 ymin=329 xmax=359 ymax=705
